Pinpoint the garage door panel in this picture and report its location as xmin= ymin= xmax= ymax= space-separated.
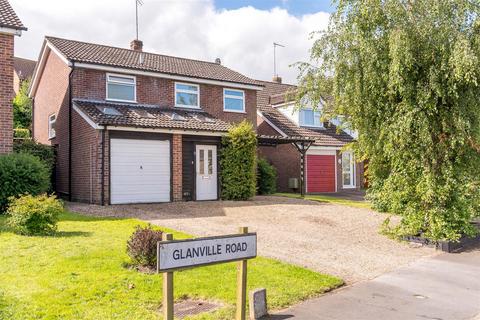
xmin=111 ymin=139 xmax=171 ymax=204
xmin=306 ymin=155 xmax=336 ymax=193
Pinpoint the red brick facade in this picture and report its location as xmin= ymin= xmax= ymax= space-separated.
xmin=0 ymin=33 xmax=14 ymax=154
xmin=172 ymin=134 xmax=183 ymax=201
xmin=258 ymin=115 xmax=364 ymax=193
xmin=33 ymin=50 xmax=257 ymax=204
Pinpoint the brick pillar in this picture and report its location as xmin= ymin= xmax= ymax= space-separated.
xmin=172 ymin=134 xmax=183 ymax=201
xmin=0 ymin=33 xmax=14 ymax=154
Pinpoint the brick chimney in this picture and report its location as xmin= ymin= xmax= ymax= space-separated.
xmin=272 ymin=75 xmax=282 ymax=84
xmin=130 ymin=39 xmax=143 ymax=52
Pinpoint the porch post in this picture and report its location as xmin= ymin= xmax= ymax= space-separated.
xmin=300 ymin=145 xmax=305 ymax=197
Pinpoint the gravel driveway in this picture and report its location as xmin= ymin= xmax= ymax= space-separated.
xmin=69 ymin=196 xmax=435 ymax=283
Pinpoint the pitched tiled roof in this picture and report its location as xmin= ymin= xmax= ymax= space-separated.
xmin=73 ymin=99 xmax=232 ymax=132
xmin=46 ymin=37 xmax=262 ymax=87
xmin=0 ymin=0 xmax=26 ymax=30
xmin=14 ymin=57 xmax=36 ymax=80
xmin=257 ymin=80 xmax=354 ymax=147
xmin=257 ymin=80 xmax=296 ymax=108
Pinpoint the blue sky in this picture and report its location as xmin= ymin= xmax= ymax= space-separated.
xmin=215 ymin=0 xmax=335 ymax=15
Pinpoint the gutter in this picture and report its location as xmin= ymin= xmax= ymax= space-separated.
xmin=68 ymin=62 xmax=75 ymax=201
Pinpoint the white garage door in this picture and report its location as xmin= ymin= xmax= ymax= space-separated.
xmin=110 ymin=138 xmax=171 ymax=204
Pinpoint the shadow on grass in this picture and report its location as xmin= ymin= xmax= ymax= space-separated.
xmin=54 ymin=231 xmax=93 ymax=237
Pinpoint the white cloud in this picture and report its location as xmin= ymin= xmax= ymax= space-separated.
xmin=11 ymin=0 xmax=329 ymax=84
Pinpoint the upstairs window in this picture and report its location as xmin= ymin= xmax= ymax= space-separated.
xmin=224 ymin=89 xmax=245 ymax=112
xmin=299 ymin=109 xmax=323 ymax=128
xmin=48 ymin=114 xmax=56 ymax=139
xmin=175 ymin=82 xmax=199 ymax=108
xmin=106 ymin=74 xmax=136 ymax=102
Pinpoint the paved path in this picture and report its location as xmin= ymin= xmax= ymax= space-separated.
xmin=271 ymin=248 xmax=480 ymax=320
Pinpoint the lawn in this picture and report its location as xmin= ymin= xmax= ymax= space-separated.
xmin=0 ymin=212 xmax=342 ymax=320
xmin=275 ymin=192 xmax=372 ymax=209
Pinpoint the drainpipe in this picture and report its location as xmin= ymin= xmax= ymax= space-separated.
xmin=68 ymin=62 xmax=75 ymax=201
xmin=101 ymin=127 xmax=106 ymax=205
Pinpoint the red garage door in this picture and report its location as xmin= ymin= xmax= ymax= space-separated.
xmin=306 ymin=155 xmax=336 ymax=193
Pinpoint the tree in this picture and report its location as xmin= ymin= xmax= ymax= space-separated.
xmin=13 ymin=78 xmax=32 ymax=129
xmin=297 ymin=0 xmax=480 ymax=241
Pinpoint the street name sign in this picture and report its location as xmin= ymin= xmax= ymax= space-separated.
xmin=157 ymin=233 xmax=257 ymax=272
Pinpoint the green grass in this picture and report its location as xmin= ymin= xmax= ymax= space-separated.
xmin=275 ymin=192 xmax=372 ymax=209
xmin=0 ymin=212 xmax=342 ymax=320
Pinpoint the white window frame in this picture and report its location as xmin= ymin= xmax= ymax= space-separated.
xmin=299 ymin=107 xmax=324 ymax=128
xmin=48 ymin=113 xmax=56 ymax=139
xmin=106 ymin=73 xmax=137 ymax=103
xmin=175 ymin=82 xmax=200 ymax=109
xmin=223 ymin=88 xmax=245 ymax=113
xmin=342 ymin=151 xmax=356 ymax=189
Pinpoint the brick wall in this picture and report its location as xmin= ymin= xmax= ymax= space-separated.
xmin=13 ymin=71 xmax=20 ymax=95
xmin=0 ymin=33 xmax=14 ymax=154
xmin=33 ymin=49 xmax=71 ymax=194
xmin=71 ymin=68 xmax=257 ymax=127
xmin=257 ymin=115 xmax=301 ymax=193
xmin=172 ymin=134 xmax=183 ymax=201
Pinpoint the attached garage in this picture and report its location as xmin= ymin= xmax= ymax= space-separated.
xmin=110 ymin=138 xmax=171 ymax=204
xmin=306 ymin=152 xmax=336 ymax=193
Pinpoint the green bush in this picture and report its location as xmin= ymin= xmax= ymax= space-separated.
xmin=0 ymin=153 xmax=50 ymax=212
xmin=13 ymin=128 xmax=30 ymax=139
xmin=220 ymin=120 xmax=257 ymax=200
xmin=13 ymin=139 xmax=55 ymax=171
xmin=6 ymin=194 xmax=63 ymax=235
xmin=127 ymin=225 xmax=163 ymax=268
xmin=257 ymin=158 xmax=277 ymax=195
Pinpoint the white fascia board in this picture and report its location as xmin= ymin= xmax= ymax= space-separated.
xmin=107 ymin=126 xmax=226 ymax=137
xmin=74 ymin=62 xmax=264 ymax=91
xmin=73 ymin=103 xmax=104 ymax=130
xmin=256 ymin=110 xmax=287 ymax=137
xmin=29 ymin=40 xmax=72 ymax=97
xmin=309 ymin=145 xmax=343 ymax=151
xmin=0 ymin=27 xmax=22 ymax=36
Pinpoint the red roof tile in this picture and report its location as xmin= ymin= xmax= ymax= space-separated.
xmin=0 ymin=0 xmax=26 ymax=30
xmin=46 ymin=36 xmax=261 ymax=87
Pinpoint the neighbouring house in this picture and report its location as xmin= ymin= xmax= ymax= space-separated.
xmin=13 ymin=56 xmax=36 ymax=93
xmin=29 ymin=36 xmax=263 ymax=205
xmin=0 ymin=0 xmax=26 ymax=154
xmin=257 ymin=79 xmax=363 ymax=194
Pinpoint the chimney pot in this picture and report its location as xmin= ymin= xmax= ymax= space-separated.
xmin=130 ymin=39 xmax=143 ymax=52
xmin=272 ymin=75 xmax=282 ymax=84
xmin=215 ymin=58 xmax=221 ymax=64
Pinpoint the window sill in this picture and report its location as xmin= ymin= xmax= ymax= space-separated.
xmin=106 ymin=98 xmax=137 ymax=104
xmin=174 ymin=105 xmax=202 ymax=110
xmin=342 ymin=185 xmax=356 ymax=189
xmin=223 ymin=109 xmax=246 ymax=114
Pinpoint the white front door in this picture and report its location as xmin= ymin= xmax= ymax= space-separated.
xmin=196 ymin=145 xmax=217 ymax=200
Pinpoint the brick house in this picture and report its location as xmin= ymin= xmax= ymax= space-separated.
xmin=29 ymin=36 xmax=263 ymax=204
xmin=257 ymin=80 xmax=363 ymax=193
xmin=0 ymin=0 xmax=26 ymax=154
xmin=13 ymin=56 xmax=36 ymax=93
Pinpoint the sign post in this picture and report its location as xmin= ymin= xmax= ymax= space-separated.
xmin=161 ymin=233 xmax=174 ymax=320
xmin=236 ymin=227 xmax=248 ymax=320
xmin=157 ymin=227 xmax=256 ymax=320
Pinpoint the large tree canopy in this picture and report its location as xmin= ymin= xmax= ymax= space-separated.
xmin=298 ymin=0 xmax=480 ymax=241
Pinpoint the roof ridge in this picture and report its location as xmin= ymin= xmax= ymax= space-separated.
xmin=257 ymin=79 xmax=297 ymax=87
xmin=14 ymin=56 xmax=36 ymax=63
xmin=45 ymin=36 xmax=239 ymax=69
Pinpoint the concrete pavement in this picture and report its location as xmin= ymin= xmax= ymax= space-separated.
xmin=271 ymin=248 xmax=480 ymax=320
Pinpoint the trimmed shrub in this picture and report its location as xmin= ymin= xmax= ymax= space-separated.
xmin=7 ymin=194 xmax=63 ymax=235
xmin=0 ymin=153 xmax=50 ymax=212
xmin=257 ymin=158 xmax=277 ymax=195
xmin=13 ymin=139 xmax=55 ymax=171
xmin=127 ymin=225 xmax=163 ymax=268
xmin=220 ymin=120 xmax=257 ymax=200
